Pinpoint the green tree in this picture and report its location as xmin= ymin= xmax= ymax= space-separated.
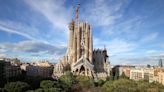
xmin=23 ymin=76 xmax=45 ymax=89
xmin=35 ymin=88 xmax=44 ymax=92
xmin=102 ymin=80 xmax=113 ymax=92
xmin=120 ymin=72 xmax=129 ymax=79
xmin=40 ymin=80 xmax=66 ymax=92
xmin=40 ymin=80 xmax=57 ymax=89
xmin=59 ymin=71 xmax=75 ymax=88
xmin=103 ymin=79 xmax=137 ymax=92
xmin=136 ymin=80 xmax=164 ymax=92
xmin=26 ymin=90 xmax=34 ymax=92
xmin=44 ymin=88 xmax=62 ymax=92
xmin=75 ymin=76 xmax=94 ymax=88
xmin=95 ymin=79 xmax=105 ymax=87
xmin=137 ymin=81 xmax=150 ymax=92
xmin=4 ymin=81 xmax=30 ymax=92
xmin=72 ymin=76 xmax=95 ymax=92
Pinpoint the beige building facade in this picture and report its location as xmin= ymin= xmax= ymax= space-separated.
xmin=154 ymin=68 xmax=164 ymax=85
xmin=130 ymin=68 xmax=154 ymax=83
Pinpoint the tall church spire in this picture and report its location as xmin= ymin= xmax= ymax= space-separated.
xmin=75 ymin=0 xmax=80 ymax=21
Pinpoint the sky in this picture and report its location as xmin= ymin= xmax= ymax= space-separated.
xmin=0 ymin=0 xmax=164 ymax=65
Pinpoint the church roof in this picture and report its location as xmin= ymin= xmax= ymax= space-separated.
xmin=72 ymin=56 xmax=94 ymax=70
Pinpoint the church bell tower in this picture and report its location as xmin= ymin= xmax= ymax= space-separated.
xmin=67 ymin=0 xmax=93 ymax=65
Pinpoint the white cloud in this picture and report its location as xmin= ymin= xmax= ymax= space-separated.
xmin=0 ymin=46 xmax=7 ymax=53
xmin=0 ymin=40 xmax=66 ymax=54
xmin=0 ymin=20 xmax=36 ymax=40
xmin=0 ymin=19 xmax=60 ymax=45
xmin=149 ymin=52 xmax=164 ymax=59
xmin=114 ymin=56 xmax=158 ymax=66
xmin=141 ymin=32 xmax=158 ymax=42
xmin=0 ymin=40 xmax=66 ymax=62
xmin=82 ymin=0 xmax=126 ymax=27
xmin=110 ymin=50 xmax=164 ymax=65
xmin=94 ymin=38 xmax=137 ymax=56
xmin=108 ymin=39 xmax=137 ymax=55
xmin=146 ymin=50 xmax=157 ymax=54
xmin=0 ymin=54 xmax=6 ymax=58
xmin=100 ymin=16 xmax=143 ymax=40
xmin=25 ymin=0 xmax=72 ymax=31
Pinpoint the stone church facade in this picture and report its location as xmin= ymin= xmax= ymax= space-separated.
xmin=53 ymin=2 xmax=110 ymax=79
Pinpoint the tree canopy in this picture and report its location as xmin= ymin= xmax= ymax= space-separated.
xmin=4 ymin=81 xmax=30 ymax=92
xmin=2 ymin=74 xmax=164 ymax=92
xmin=103 ymin=78 xmax=164 ymax=92
xmin=59 ymin=71 xmax=75 ymax=88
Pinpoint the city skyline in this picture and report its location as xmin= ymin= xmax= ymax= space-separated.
xmin=0 ymin=0 xmax=164 ymax=65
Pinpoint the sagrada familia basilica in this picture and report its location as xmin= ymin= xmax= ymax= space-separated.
xmin=53 ymin=1 xmax=110 ymax=79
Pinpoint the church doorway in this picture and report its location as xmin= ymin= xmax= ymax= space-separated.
xmin=79 ymin=65 xmax=85 ymax=75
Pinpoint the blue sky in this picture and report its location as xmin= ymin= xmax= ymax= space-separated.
xmin=0 ymin=0 xmax=164 ymax=65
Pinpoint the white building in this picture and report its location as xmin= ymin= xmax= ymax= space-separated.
xmin=130 ymin=67 xmax=154 ymax=83
xmin=130 ymin=68 xmax=144 ymax=81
